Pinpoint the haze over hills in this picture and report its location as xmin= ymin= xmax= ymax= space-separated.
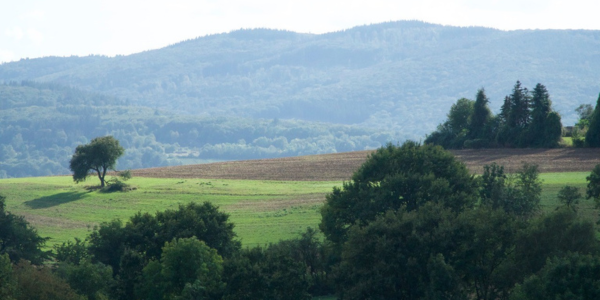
xmin=2 ymin=21 xmax=600 ymax=178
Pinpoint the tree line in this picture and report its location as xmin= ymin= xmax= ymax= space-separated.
xmin=426 ymin=81 xmax=565 ymax=148
xmin=3 ymin=142 xmax=600 ymax=299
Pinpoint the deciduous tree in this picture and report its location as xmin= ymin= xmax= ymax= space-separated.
xmin=69 ymin=136 xmax=124 ymax=187
xmin=319 ymin=141 xmax=478 ymax=245
xmin=0 ymin=195 xmax=50 ymax=264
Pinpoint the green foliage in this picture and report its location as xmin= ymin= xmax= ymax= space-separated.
xmin=425 ymin=98 xmax=474 ymax=148
xmin=336 ymin=204 xmax=462 ymax=299
xmin=336 ymin=204 xmax=525 ymax=300
xmin=319 ymin=141 xmax=478 ymax=245
xmin=511 ymin=208 xmax=597 ymax=282
xmin=557 ymin=185 xmax=582 ymax=211
xmin=54 ymin=238 xmax=90 ymax=265
xmin=429 ymin=82 xmax=563 ymax=149
xmin=222 ymin=242 xmax=312 ymax=300
xmin=526 ymin=84 xmax=562 ymax=147
xmin=468 ymin=88 xmax=493 ymax=141
xmin=70 ymin=136 xmax=125 ymax=187
xmin=335 ymin=199 xmax=597 ymax=300
xmin=118 ymin=170 xmax=132 ymax=181
xmin=12 ymin=260 xmax=85 ymax=300
xmin=479 ymin=162 xmax=543 ymax=217
xmin=447 ymin=98 xmax=475 ymax=135
xmin=511 ymin=253 xmax=600 ymax=300
xmin=102 ymin=178 xmax=135 ymax=193
xmin=55 ymin=260 xmax=115 ymax=300
xmin=0 ymin=195 xmax=50 ymax=264
xmin=88 ymin=202 xmax=239 ymax=300
xmin=0 ymin=254 xmax=16 ymax=300
xmin=576 ymin=104 xmax=594 ymax=125
xmin=479 ymin=162 xmax=507 ymax=207
xmin=514 ymin=163 xmax=543 ymax=215
xmin=586 ymin=164 xmax=600 ymax=206
xmin=481 ymin=162 xmax=544 ymax=217
xmin=137 ymin=237 xmax=224 ymax=300
xmin=586 ymin=94 xmax=600 ymax=147
xmin=507 ymin=81 xmax=531 ymax=130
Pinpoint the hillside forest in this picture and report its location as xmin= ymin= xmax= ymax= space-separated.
xmin=2 ymin=21 xmax=600 ymax=178
xmin=3 ymin=142 xmax=600 ymax=299
xmin=0 ymin=81 xmax=398 ymax=178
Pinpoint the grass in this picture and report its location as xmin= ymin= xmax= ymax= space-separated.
xmin=560 ymin=136 xmax=573 ymax=147
xmin=539 ymin=172 xmax=596 ymax=220
xmin=0 ymin=176 xmax=338 ymax=248
xmin=0 ymin=172 xmax=596 ymax=249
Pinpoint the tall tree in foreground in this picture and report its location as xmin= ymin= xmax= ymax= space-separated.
xmin=69 ymin=136 xmax=124 ymax=187
xmin=585 ymin=93 xmax=600 ymax=147
xmin=320 ymin=141 xmax=478 ymax=246
xmin=0 ymin=195 xmax=50 ymax=264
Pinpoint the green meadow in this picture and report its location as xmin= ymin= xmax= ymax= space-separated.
xmin=0 ymin=171 xmax=596 ymax=249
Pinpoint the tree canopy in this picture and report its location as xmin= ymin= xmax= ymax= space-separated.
xmin=69 ymin=136 xmax=124 ymax=187
xmin=0 ymin=195 xmax=50 ymax=264
xmin=585 ymin=94 xmax=600 ymax=147
xmin=426 ymin=81 xmax=563 ymax=149
xmin=319 ymin=141 xmax=478 ymax=245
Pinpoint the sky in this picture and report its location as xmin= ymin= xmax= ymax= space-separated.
xmin=2 ymin=0 xmax=599 ymax=63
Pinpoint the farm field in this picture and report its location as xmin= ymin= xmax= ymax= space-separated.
xmin=132 ymin=148 xmax=600 ymax=180
xmin=1 ymin=148 xmax=599 ymax=249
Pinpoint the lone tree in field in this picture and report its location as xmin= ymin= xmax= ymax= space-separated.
xmin=69 ymin=136 xmax=124 ymax=187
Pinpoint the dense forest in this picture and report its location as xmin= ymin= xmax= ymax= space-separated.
xmin=0 ymin=81 xmax=398 ymax=178
xmin=2 ymin=21 xmax=600 ymax=177
xmin=2 ymin=22 xmax=600 ymax=130
xmin=3 ymin=143 xmax=600 ymax=299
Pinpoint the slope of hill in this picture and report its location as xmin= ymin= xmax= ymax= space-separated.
xmin=3 ymin=21 xmax=600 ymax=178
xmin=2 ymin=21 xmax=600 ymax=132
xmin=0 ymin=82 xmax=398 ymax=178
xmin=131 ymin=148 xmax=600 ymax=180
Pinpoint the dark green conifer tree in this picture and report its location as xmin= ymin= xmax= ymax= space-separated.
xmin=508 ymin=81 xmax=531 ymax=129
xmin=527 ymin=84 xmax=561 ymax=147
xmin=468 ymin=88 xmax=492 ymax=140
xmin=585 ymin=93 xmax=600 ymax=147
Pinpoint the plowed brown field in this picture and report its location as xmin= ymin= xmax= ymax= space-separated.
xmin=131 ymin=148 xmax=600 ymax=181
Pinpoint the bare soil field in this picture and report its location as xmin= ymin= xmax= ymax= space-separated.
xmin=131 ymin=148 xmax=600 ymax=181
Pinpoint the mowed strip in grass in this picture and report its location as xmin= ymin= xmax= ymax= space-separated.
xmin=0 ymin=171 xmax=597 ymax=249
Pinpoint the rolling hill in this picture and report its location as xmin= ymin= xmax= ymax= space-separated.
xmin=2 ymin=21 xmax=600 ymax=178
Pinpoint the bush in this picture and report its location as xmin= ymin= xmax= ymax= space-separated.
xmin=101 ymin=178 xmax=135 ymax=193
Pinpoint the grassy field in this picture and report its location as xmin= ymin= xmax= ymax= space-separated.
xmin=0 ymin=171 xmax=597 ymax=249
xmin=0 ymin=176 xmax=338 ymax=248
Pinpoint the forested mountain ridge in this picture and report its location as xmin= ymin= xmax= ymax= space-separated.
xmin=2 ymin=21 xmax=600 ymax=178
xmin=2 ymin=21 xmax=600 ymax=131
xmin=0 ymin=82 xmax=395 ymax=178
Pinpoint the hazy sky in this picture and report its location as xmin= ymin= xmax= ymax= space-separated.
xmin=2 ymin=0 xmax=599 ymax=63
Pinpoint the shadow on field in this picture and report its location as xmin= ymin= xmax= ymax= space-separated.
xmin=24 ymin=191 xmax=88 ymax=209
